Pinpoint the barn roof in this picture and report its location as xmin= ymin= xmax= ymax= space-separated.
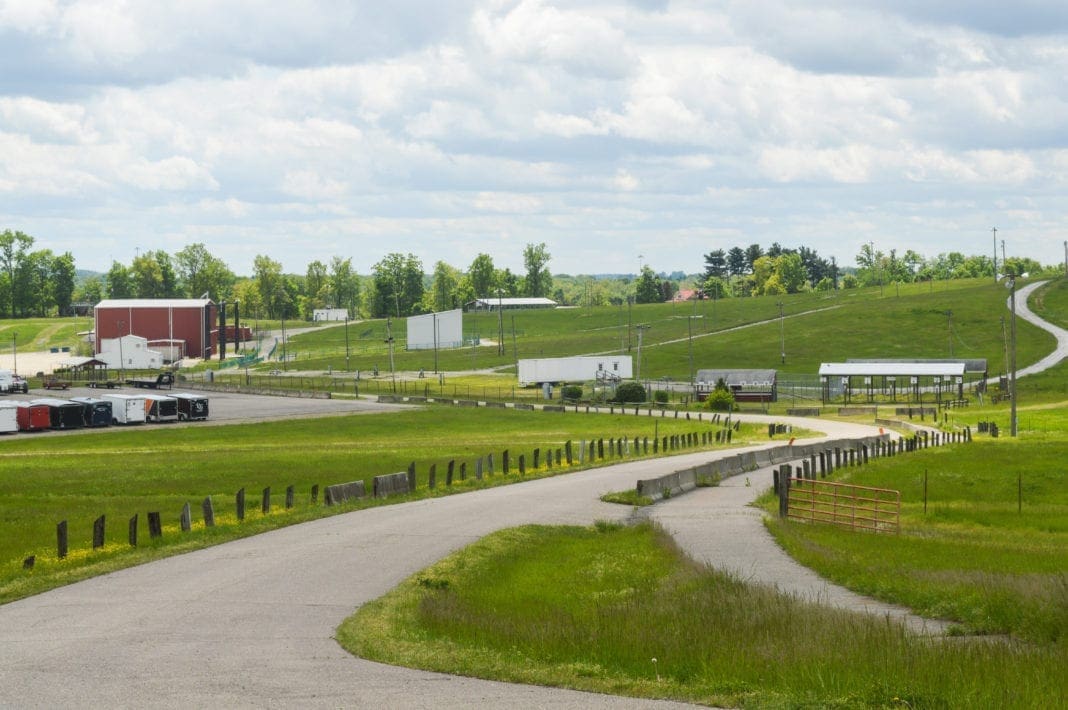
xmin=845 ymin=358 xmax=987 ymax=374
xmin=695 ymin=369 xmax=777 ymax=386
xmin=95 ymin=299 xmax=214 ymax=309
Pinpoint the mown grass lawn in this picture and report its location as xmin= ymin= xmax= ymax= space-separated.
xmin=0 ymin=406 xmax=760 ymax=603
xmin=339 ymin=522 xmax=1067 ymax=709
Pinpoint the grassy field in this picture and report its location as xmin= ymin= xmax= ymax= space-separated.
xmin=339 ymin=521 xmax=1067 ymax=708
xmin=261 ymin=278 xmax=1055 ymax=380
xmin=764 ymin=433 xmax=1067 ymax=644
xmin=0 ymin=407 xmax=762 ymax=603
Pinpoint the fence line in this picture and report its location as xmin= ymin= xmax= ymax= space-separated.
xmin=787 ymin=478 xmax=900 ymax=534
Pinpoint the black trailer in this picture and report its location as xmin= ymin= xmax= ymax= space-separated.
xmin=143 ymin=394 xmax=179 ymax=423
xmin=31 ymin=398 xmax=86 ymax=430
xmin=126 ymin=372 xmax=175 ymax=389
xmin=172 ymin=393 xmax=209 ymax=421
xmin=70 ymin=397 xmax=114 ymax=427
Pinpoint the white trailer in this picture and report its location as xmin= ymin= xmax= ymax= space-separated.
xmin=101 ymin=393 xmax=148 ymax=425
xmin=0 ymin=402 xmax=17 ymax=433
xmin=0 ymin=370 xmax=28 ymax=394
xmin=517 ymin=356 xmax=633 ymax=386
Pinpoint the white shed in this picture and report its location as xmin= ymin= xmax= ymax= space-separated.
xmin=98 ymin=335 xmax=163 ymax=370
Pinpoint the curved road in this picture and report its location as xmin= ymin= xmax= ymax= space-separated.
xmin=1013 ymin=280 xmax=1068 ymax=377
xmin=2 ymin=284 xmax=1063 ymax=707
xmin=1 ymin=417 xmax=887 ymax=709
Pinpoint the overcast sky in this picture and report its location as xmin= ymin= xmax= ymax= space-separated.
xmin=1 ymin=0 xmax=1066 ymax=278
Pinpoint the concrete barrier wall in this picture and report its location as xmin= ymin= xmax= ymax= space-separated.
xmin=635 ymin=434 xmax=890 ymax=500
xmin=373 ymin=472 xmax=409 ymax=498
xmin=324 ymin=480 xmax=366 ymax=505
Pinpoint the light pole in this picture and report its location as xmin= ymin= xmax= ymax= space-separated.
xmin=1063 ymin=240 xmax=1067 ymax=277
xmin=636 ymin=324 xmax=649 ymax=382
xmin=11 ymin=334 xmax=16 ymax=375
xmin=688 ymin=315 xmax=702 ymax=398
xmin=1007 ymin=273 xmax=1018 ymax=437
xmin=777 ymin=301 xmax=785 ymax=364
xmin=947 ymin=310 xmax=953 ymax=357
xmin=496 ymin=288 xmax=505 ymax=356
xmin=117 ymin=319 xmax=126 ymax=381
xmin=992 ymin=227 xmax=998 ymax=281
xmin=344 ymin=316 xmax=350 ymax=371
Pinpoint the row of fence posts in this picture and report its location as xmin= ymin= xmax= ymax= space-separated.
xmin=28 ymin=483 xmax=313 ymax=570
xmin=773 ymin=426 xmax=972 ymax=518
xmin=28 ymin=421 xmax=728 ymax=569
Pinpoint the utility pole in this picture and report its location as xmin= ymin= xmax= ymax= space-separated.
xmin=385 ymin=317 xmax=396 ymax=391
xmin=344 ymin=316 xmax=350 ymax=371
xmin=433 ymin=312 xmax=439 ymax=374
xmin=636 ymin=324 xmax=649 ymax=382
xmin=1001 ymin=239 xmax=1006 ymax=269
xmin=496 ymin=288 xmax=505 ymax=356
xmin=947 ymin=310 xmax=953 ymax=357
xmin=992 ymin=226 xmax=998 ymax=281
xmin=778 ymin=301 xmax=785 ymax=364
xmin=117 ymin=320 xmax=126 ymax=381
xmin=1009 ymin=274 xmax=1018 ymax=437
xmin=1063 ymin=240 xmax=1067 ymax=277
xmin=11 ymin=334 xmax=16 ymax=375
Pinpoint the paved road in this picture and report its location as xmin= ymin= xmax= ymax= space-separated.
xmin=1012 ymin=280 xmax=1068 ymax=377
xmin=0 ymin=417 xmax=884 ymax=709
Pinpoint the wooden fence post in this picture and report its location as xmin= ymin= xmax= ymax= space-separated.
xmin=129 ymin=513 xmax=138 ymax=546
xmin=148 ymin=512 xmax=162 ymax=538
xmin=56 ymin=520 xmax=68 ymax=559
xmin=93 ymin=515 xmax=106 ymax=550
xmin=202 ymin=497 xmax=215 ymax=527
xmin=236 ymin=488 xmax=245 ymax=521
xmin=285 ymin=485 xmax=295 ymax=509
xmin=180 ymin=503 xmax=191 ymax=532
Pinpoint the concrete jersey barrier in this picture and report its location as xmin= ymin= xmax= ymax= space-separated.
xmin=373 ymin=472 xmax=409 ymax=498
xmin=324 ymin=480 xmax=366 ymax=505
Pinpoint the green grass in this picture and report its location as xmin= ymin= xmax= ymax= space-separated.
xmin=763 ymin=437 xmax=1068 ymax=644
xmin=0 ymin=316 xmax=94 ymax=355
xmin=271 ymin=278 xmax=1054 ymax=384
xmin=339 ymin=521 xmax=1067 ymax=708
xmin=599 ymin=489 xmax=654 ymax=506
xmin=0 ymin=407 xmax=762 ymax=603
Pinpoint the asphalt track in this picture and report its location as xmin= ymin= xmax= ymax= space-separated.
xmin=2 ymin=281 xmax=1063 ymax=708
xmin=1 ymin=417 xmax=888 ymax=709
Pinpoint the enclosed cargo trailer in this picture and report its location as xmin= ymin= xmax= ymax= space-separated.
xmin=0 ymin=402 xmax=18 ymax=433
xmin=16 ymin=402 xmax=50 ymax=431
xmin=101 ymin=393 xmax=148 ymax=425
xmin=31 ymin=398 xmax=86 ymax=430
xmin=143 ymin=394 xmax=178 ymax=423
xmin=517 ymin=356 xmax=633 ymax=386
xmin=70 ymin=397 xmax=114 ymax=428
xmin=172 ymin=393 xmax=209 ymax=421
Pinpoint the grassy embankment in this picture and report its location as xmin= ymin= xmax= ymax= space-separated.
xmin=0 ymin=407 xmax=762 ymax=603
xmin=339 ymin=521 xmax=1067 ymax=708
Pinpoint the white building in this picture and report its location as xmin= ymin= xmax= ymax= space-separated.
xmin=407 ymin=309 xmax=463 ymax=350
xmin=313 ymin=308 xmax=349 ymax=322
xmin=98 ymin=335 xmax=163 ymax=370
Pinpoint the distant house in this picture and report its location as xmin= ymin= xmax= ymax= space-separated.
xmin=673 ymin=289 xmax=699 ymax=302
xmin=695 ymin=369 xmax=778 ymax=403
xmin=465 ymin=297 xmax=557 ymax=311
xmin=313 ymin=308 xmax=349 ymax=322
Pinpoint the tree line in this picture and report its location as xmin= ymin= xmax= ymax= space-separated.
xmin=700 ymin=242 xmax=1050 ymax=298
xmin=2 ymin=227 xmax=1057 ymax=322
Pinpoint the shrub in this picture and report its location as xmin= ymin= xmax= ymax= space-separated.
xmin=614 ymin=381 xmax=647 ymax=403
xmin=560 ymin=385 xmax=582 ymax=401
xmin=653 ymin=390 xmax=670 ymax=405
xmin=706 ymin=378 xmax=736 ymax=412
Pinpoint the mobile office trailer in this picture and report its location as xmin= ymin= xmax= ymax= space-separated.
xmin=101 ymin=393 xmax=148 ymax=425
xmin=0 ymin=402 xmax=18 ymax=433
xmin=70 ymin=397 xmax=114 ymax=427
xmin=143 ymin=394 xmax=179 ymax=423
xmin=172 ymin=393 xmax=209 ymax=421
xmin=15 ymin=402 xmax=50 ymax=431
xmin=31 ymin=398 xmax=86 ymax=430
xmin=516 ymin=356 xmax=634 ymax=387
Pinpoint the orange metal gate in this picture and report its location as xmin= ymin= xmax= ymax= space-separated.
xmin=786 ymin=478 xmax=900 ymax=534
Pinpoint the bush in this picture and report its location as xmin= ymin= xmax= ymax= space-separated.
xmin=706 ymin=378 xmax=736 ymax=412
xmin=614 ymin=381 xmax=647 ymax=403
xmin=560 ymin=385 xmax=582 ymax=401
xmin=653 ymin=390 xmax=669 ymax=405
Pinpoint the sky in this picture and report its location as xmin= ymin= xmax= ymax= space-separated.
xmin=1 ymin=0 xmax=1066 ymax=278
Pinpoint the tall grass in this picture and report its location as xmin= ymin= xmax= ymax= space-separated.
xmin=764 ymin=438 xmax=1068 ymax=644
xmin=340 ymin=522 xmax=1067 ymax=708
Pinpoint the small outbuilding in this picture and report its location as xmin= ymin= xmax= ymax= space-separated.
xmin=694 ymin=369 xmax=778 ymax=403
xmin=818 ymin=360 xmax=984 ymax=404
xmin=465 ymin=297 xmax=557 ymax=311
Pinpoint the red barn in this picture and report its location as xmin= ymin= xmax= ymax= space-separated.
xmin=95 ymin=299 xmax=218 ymax=361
